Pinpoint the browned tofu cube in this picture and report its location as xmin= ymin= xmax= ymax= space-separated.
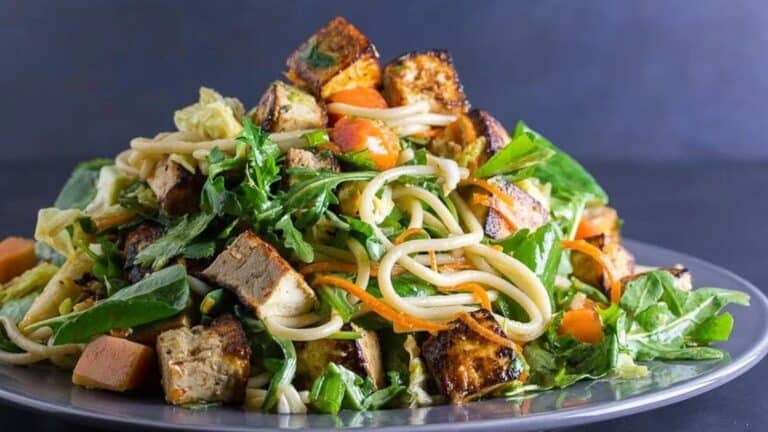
xmin=122 ymin=222 xmax=164 ymax=283
xmin=201 ymin=231 xmax=317 ymax=318
xmin=571 ymin=234 xmax=635 ymax=292
xmin=429 ymin=110 xmax=510 ymax=171
xmin=128 ymin=306 xmax=197 ymax=346
xmin=250 ymin=81 xmax=327 ymax=132
xmin=296 ymin=323 xmax=383 ymax=389
xmin=473 ymin=177 xmax=548 ymax=240
xmin=156 ymin=314 xmax=250 ymax=405
xmin=621 ymin=265 xmax=692 ymax=292
xmin=422 ymin=309 xmax=524 ymax=403
xmin=72 ymin=335 xmax=155 ymax=392
xmin=285 ymin=148 xmax=339 ymax=185
xmin=286 ymin=17 xmax=381 ymax=98
xmin=580 ymin=206 xmax=621 ymax=243
xmin=147 ymin=158 xmax=205 ymax=217
xmin=382 ymin=49 xmax=469 ymax=115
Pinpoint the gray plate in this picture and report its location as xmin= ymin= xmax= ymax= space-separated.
xmin=0 ymin=239 xmax=766 ymax=431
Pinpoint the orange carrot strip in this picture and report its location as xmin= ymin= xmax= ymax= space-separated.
xmin=561 ymin=239 xmax=622 ymax=304
xmin=557 ymin=308 xmax=603 ymax=344
xmin=457 ymin=312 xmax=519 ymax=350
xmin=461 ymin=178 xmax=515 ymax=209
xmin=394 ymin=228 xmax=428 ymax=245
xmin=313 ymin=275 xmax=449 ymax=333
xmin=439 ymin=283 xmax=492 ymax=311
xmin=470 ymin=192 xmax=519 ymax=230
xmin=438 ymin=262 xmax=475 ymax=272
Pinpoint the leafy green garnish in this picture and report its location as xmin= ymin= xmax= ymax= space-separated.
xmin=31 ymin=264 xmax=190 ymax=345
xmin=134 ymin=212 xmax=214 ymax=271
xmin=474 ymin=132 xmax=555 ymax=178
xmin=118 ymin=181 xmax=159 ymax=217
xmin=299 ymin=41 xmax=337 ymax=69
xmin=309 ymin=363 xmax=405 ymax=414
xmin=262 ymin=337 xmax=297 ymax=412
xmin=54 ymin=159 xmax=114 ymax=210
xmin=78 ymin=238 xmax=127 ymax=296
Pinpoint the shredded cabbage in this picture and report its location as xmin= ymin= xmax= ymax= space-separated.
xmin=34 ymin=208 xmax=86 ymax=258
xmin=84 ymin=165 xmax=132 ymax=215
xmin=174 ymin=87 xmax=245 ymax=140
xmin=404 ymin=335 xmax=433 ymax=407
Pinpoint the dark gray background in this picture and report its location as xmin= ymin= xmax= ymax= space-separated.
xmin=0 ymin=1 xmax=766 ymax=431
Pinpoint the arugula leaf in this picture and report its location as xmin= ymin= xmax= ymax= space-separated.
xmin=275 ymin=215 xmax=314 ymax=263
xmin=134 ymin=212 xmax=214 ymax=270
xmin=32 ymin=265 xmax=190 ymax=345
xmin=54 ymin=159 xmax=114 ymax=210
xmin=367 ymin=273 xmax=437 ymax=299
xmin=474 ymin=131 xmax=555 ymax=178
xmin=317 ymin=285 xmax=357 ymax=322
xmin=182 ymin=239 xmax=216 ymax=259
xmin=343 ymin=216 xmax=386 ymax=260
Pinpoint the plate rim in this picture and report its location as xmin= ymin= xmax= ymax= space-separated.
xmin=0 ymin=238 xmax=766 ymax=431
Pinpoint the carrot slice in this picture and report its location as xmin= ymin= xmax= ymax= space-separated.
xmin=439 ymin=283 xmax=491 ymax=311
xmin=0 ymin=237 xmax=37 ymax=283
xmin=575 ymin=207 xmax=618 ymax=239
xmin=557 ymin=308 xmax=603 ymax=344
xmin=561 ymin=239 xmax=621 ymax=304
xmin=327 ymin=87 xmax=388 ymax=109
xmin=312 ymin=275 xmax=448 ymax=333
xmin=331 ymin=117 xmax=401 ymax=170
xmin=457 ymin=312 xmax=519 ymax=351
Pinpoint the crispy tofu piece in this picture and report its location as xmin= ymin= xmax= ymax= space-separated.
xmin=285 ymin=148 xmax=339 ymax=186
xmin=429 ymin=110 xmax=510 ymax=171
xmin=296 ymin=323 xmax=383 ymax=389
xmin=250 ymin=81 xmax=327 ymax=132
xmin=621 ymin=265 xmax=692 ymax=292
xmin=286 ymin=17 xmax=381 ymax=98
xmin=147 ymin=158 xmax=205 ymax=217
xmin=382 ymin=49 xmax=469 ymax=115
xmin=571 ymin=234 xmax=635 ymax=292
xmin=422 ymin=309 xmax=523 ymax=403
xmin=473 ymin=177 xmax=548 ymax=240
xmin=122 ymin=222 xmax=164 ymax=284
xmin=157 ymin=314 xmax=250 ymax=405
xmin=72 ymin=336 xmax=155 ymax=392
xmin=580 ymin=206 xmax=621 ymax=243
xmin=201 ymin=231 xmax=317 ymax=318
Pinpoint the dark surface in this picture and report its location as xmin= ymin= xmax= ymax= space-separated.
xmin=0 ymin=160 xmax=765 ymax=431
xmin=2 ymin=0 xmax=768 ymax=163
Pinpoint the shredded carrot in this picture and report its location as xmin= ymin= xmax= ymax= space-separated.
xmin=394 ymin=228 xmax=438 ymax=272
xmin=561 ymin=239 xmax=622 ymax=304
xmin=438 ymin=261 xmax=475 ymax=272
xmin=313 ymin=275 xmax=449 ymax=333
xmin=458 ymin=312 xmax=519 ymax=351
xmin=471 ymin=192 xmax=520 ymax=231
xmin=439 ymin=283 xmax=491 ymax=311
xmin=461 ymin=178 xmax=515 ymax=209
xmin=300 ymin=262 xmax=361 ymax=276
xmin=394 ymin=227 xmax=428 ymax=245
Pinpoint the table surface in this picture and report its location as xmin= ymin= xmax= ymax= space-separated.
xmin=0 ymin=160 xmax=764 ymax=431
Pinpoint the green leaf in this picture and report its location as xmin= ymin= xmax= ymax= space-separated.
xmin=620 ymin=271 xmax=670 ymax=316
xmin=263 ymin=337 xmax=297 ymax=412
xmin=182 ymin=240 xmax=216 ymax=259
xmin=54 ymin=159 xmax=114 ymax=210
xmin=690 ymin=312 xmax=734 ymax=343
xmin=513 ymin=122 xmax=608 ymax=205
xmin=35 ymin=265 xmax=190 ymax=345
xmin=317 ymin=286 xmax=357 ymax=322
xmin=275 ymin=215 xmax=314 ymax=263
xmin=118 ymin=181 xmax=159 ymax=217
xmin=474 ymin=132 xmax=555 ymax=178
xmin=343 ymin=216 xmax=386 ymax=261
xmin=134 ymin=212 xmax=214 ymax=270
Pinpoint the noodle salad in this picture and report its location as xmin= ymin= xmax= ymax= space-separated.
xmin=0 ymin=17 xmax=748 ymax=414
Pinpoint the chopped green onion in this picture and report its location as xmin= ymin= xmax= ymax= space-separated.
xmin=303 ymin=129 xmax=330 ymax=147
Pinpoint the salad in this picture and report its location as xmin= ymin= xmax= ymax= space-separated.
xmin=0 ymin=16 xmax=748 ymax=414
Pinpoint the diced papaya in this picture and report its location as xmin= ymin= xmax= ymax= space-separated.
xmin=72 ymin=335 xmax=155 ymax=392
xmin=0 ymin=237 xmax=37 ymax=283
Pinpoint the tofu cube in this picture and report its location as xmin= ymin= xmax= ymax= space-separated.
xmin=571 ymin=234 xmax=635 ymax=292
xmin=296 ymin=323 xmax=383 ymax=388
xmin=429 ymin=109 xmax=510 ymax=171
xmin=481 ymin=177 xmax=549 ymax=240
xmin=382 ymin=49 xmax=469 ymax=114
xmin=250 ymin=81 xmax=327 ymax=132
xmin=156 ymin=314 xmax=250 ymax=405
xmin=286 ymin=17 xmax=381 ymax=98
xmin=285 ymin=148 xmax=339 ymax=185
xmin=421 ymin=309 xmax=524 ymax=403
xmin=201 ymin=231 xmax=317 ymax=318
xmin=147 ymin=158 xmax=205 ymax=217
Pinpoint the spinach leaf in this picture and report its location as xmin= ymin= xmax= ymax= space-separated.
xmin=513 ymin=122 xmax=608 ymax=205
xmin=474 ymin=131 xmax=555 ymax=178
xmin=54 ymin=159 xmax=114 ymax=210
xmin=134 ymin=212 xmax=214 ymax=270
xmin=32 ymin=265 xmax=190 ymax=345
